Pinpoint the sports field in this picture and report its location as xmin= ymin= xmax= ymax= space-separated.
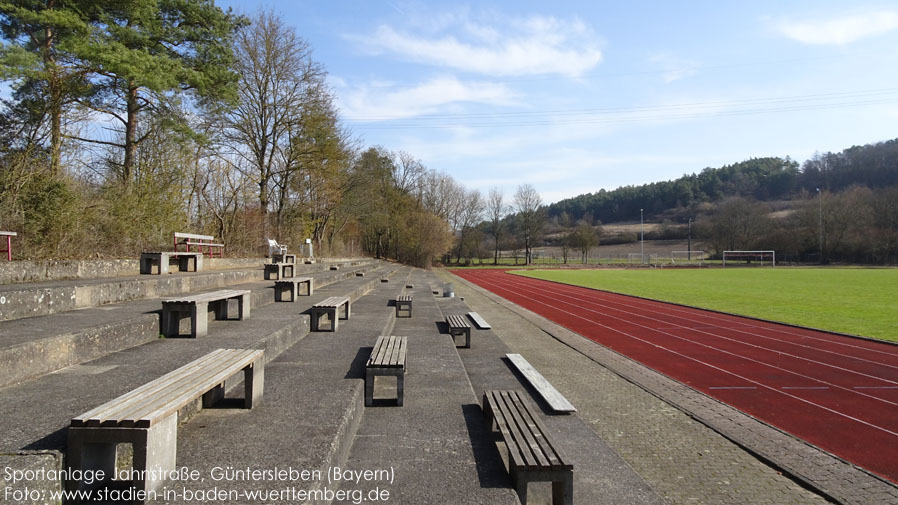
xmin=514 ymin=267 xmax=898 ymax=342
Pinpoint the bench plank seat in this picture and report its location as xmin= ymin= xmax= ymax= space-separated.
xmin=366 ymin=336 xmax=407 ymax=406
xmin=506 ymin=354 xmax=576 ymax=413
xmin=310 ymin=296 xmax=351 ymax=331
xmin=468 ymin=311 xmax=491 ymax=329
xmin=162 ymin=289 xmax=251 ymax=337
xmin=483 ymin=390 xmax=573 ymax=505
xmin=68 ymin=349 xmax=264 ymax=495
xmin=395 ymin=294 xmax=413 ymax=318
xmin=174 ymin=232 xmax=224 ymax=258
xmin=446 ymin=314 xmax=471 ymax=348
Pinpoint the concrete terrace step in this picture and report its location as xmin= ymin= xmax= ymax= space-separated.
xmin=0 ymin=267 xmax=399 ymax=497
xmin=431 ymin=270 xmax=665 ymax=505
xmin=0 ymin=259 xmax=377 ymax=323
xmin=175 ymin=274 xmax=408 ymax=502
xmin=0 ymin=262 xmax=388 ymax=389
xmin=336 ymin=270 xmax=520 ymax=505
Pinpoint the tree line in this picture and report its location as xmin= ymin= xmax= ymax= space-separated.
xmin=0 ymin=4 xmax=481 ymax=267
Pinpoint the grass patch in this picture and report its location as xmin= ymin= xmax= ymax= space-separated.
xmin=514 ymin=267 xmax=898 ymax=343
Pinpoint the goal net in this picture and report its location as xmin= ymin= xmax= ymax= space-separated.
xmin=722 ymin=250 xmax=775 ymax=267
xmin=671 ymin=250 xmax=705 ymax=265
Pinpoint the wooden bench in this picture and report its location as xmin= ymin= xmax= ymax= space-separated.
xmin=139 ymin=251 xmax=203 ymax=274
xmin=395 ymin=295 xmax=413 ymax=318
xmin=482 ymin=390 xmax=573 ymax=505
xmin=274 ymin=277 xmax=313 ymax=301
xmin=446 ymin=314 xmax=471 ymax=348
xmin=0 ymin=230 xmax=16 ymax=261
xmin=273 ymin=253 xmax=296 ymax=264
xmin=264 ymin=262 xmax=295 ymax=280
xmin=310 ymin=295 xmax=351 ymax=332
xmin=174 ymin=232 xmax=224 ymax=258
xmin=365 ymin=335 xmax=407 ymax=406
xmin=506 ymin=354 xmax=576 ymax=413
xmin=468 ymin=311 xmax=491 ymax=329
xmin=67 ymin=348 xmax=264 ymax=494
xmin=161 ymin=289 xmax=251 ymax=337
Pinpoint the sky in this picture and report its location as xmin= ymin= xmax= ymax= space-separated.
xmin=219 ymin=1 xmax=898 ymax=204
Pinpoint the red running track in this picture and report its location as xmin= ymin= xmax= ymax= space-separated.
xmin=452 ymin=269 xmax=898 ymax=483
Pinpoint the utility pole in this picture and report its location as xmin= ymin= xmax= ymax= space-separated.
xmin=817 ymin=188 xmax=824 ymax=264
xmin=640 ymin=208 xmax=645 ymax=265
xmin=687 ymin=217 xmax=693 ymax=260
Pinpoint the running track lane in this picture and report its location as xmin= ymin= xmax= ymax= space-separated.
xmin=452 ymin=269 xmax=898 ymax=483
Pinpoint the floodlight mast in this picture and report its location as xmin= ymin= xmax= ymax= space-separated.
xmin=640 ymin=208 xmax=645 ymax=265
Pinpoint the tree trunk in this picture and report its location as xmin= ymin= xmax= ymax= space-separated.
xmin=123 ymin=82 xmax=139 ymax=184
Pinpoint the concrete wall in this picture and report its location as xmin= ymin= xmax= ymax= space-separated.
xmin=0 ymin=258 xmax=269 ymax=285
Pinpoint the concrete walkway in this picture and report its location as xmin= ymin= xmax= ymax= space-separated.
xmin=438 ymin=269 xmax=835 ymax=505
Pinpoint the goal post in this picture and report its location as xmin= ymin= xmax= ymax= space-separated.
xmin=722 ymin=250 xmax=776 ymax=267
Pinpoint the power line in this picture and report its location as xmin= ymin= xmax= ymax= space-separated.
xmin=346 ymin=88 xmax=898 ymax=129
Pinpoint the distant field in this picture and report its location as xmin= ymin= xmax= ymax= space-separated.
xmin=514 ymin=268 xmax=898 ymax=342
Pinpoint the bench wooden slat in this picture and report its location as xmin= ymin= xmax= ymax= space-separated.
xmin=174 ymin=232 xmax=214 ymax=241
xmin=446 ymin=314 xmax=470 ymax=328
xmin=123 ymin=350 xmax=259 ymax=427
xmin=367 ymin=336 xmax=406 ymax=368
xmin=73 ymin=349 xmax=233 ymax=425
xmin=506 ymin=391 xmax=559 ymax=469
xmin=73 ymin=349 xmax=261 ymax=428
xmin=313 ymin=296 xmax=350 ymax=308
xmin=485 ymin=390 xmax=572 ymax=472
xmin=163 ymin=289 xmax=250 ymax=304
xmin=496 ymin=391 xmax=543 ymax=469
xmin=506 ymin=354 xmax=576 ymax=413
xmin=80 ymin=349 xmax=258 ymax=427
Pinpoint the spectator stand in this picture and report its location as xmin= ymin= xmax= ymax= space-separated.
xmin=0 ymin=231 xmax=16 ymax=261
xmin=174 ymin=232 xmax=224 ymax=258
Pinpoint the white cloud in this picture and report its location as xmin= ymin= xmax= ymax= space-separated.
xmin=774 ymin=11 xmax=898 ymax=45
xmin=336 ymin=77 xmax=519 ymax=120
xmin=648 ymin=53 xmax=700 ymax=83
xmin=348 ymin=14 xmax=603 ymax=77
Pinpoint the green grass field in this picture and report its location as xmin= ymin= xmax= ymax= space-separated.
xmin=514 ymin=267 xmax=898 ymax=342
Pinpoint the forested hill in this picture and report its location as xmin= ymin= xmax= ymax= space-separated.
xmin=547 ymin=138 xmax=898 ymax=223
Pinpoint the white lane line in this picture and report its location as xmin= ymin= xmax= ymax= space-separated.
xmin=854 ymin=386 xmax=898 ymax=389
xmin=464 ymin=271 xmax=898 ymax=438
xmin=497 ymin=273 xmax=898 ymax=397
xmin=782 ymin=386 xmax=830 ymax=390
xmin=709 ymin=386 xmax=757 ymax=390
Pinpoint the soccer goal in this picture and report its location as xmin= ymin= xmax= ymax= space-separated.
xmin=671 ymin=250 xmax=705 ymax=265
xmin=722 ymin=250 xmax=776 ymax=268
xmin=627 ymin=252 xmax=644 ymax=264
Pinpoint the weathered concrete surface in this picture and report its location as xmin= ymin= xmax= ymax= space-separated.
xmin=0 ymin=262 xmax=388 ymax=389
xmin=441 ymin=270 xmax=848 ymax=505
xmin=176 ymin=273 xmax=406 ymax=504
xmin=0 ymin=451 xmax=62 ymax=505
xmin=0 ymin=260 xmax=379 ymax=323
xmin=336 ymin=270 xmax=521 ymax=505
xmin=429 ymin=270 xmax=664 ymax=505
xmin=0 ymin=257 xmax=279 ymax=285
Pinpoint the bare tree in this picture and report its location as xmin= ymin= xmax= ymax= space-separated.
xmin=513 ymin=184 xmax=544 ymax=265
xmin=223 ymin=10 xmax=325 ymax=243
xmin=487 ymin=187 xmax=507 ymax=264
xmin=453 ymin=189 xmax=485 ymax=263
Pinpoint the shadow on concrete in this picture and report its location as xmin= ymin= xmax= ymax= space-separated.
xmin=461 ymin=403 xmax=512 ymax=489
xmin=345 ymin=347 xmax=370 ymax=380
xmin=22 ymin=427 xmax=67 ymax=451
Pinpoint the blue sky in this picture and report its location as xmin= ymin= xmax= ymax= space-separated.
xmin=220 ymin=1 xmax=898 ymax=204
